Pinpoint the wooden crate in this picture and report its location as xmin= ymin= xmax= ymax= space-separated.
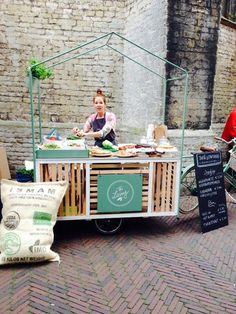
xmin=39 ymin=160 xmax=177 ymax=217
xmin=0 ymin=147 xmax=11 ymax=179
xmin=89 ymin=163 xmax=149 ymax=214
xmin=152 ymin=162 xmax=177 ymax=212
xmin=39 ymin=162 xmax=86 ymax=216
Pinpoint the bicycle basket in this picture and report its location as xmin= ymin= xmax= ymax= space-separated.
xmin=230 ymin=152 xmax=236 ymax=171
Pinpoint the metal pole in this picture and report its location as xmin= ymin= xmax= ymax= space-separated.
xmin=29 ymin=70 xmax=36 ymax=182
xmin=37 ymin=80 xmax=42 ymax=142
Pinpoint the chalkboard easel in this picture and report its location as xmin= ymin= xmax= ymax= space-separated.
xmin=194 ymin=151 xmax=228 ymax=233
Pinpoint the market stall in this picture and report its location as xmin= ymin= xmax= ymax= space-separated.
xmin=29 ymin=32 xmax=188 ymax=233
xmin=35 ymin=153 xmax=180 ymax=233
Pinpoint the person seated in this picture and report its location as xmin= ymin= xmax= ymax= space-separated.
xmin=72 ymin=89 xmax=117 ymax=148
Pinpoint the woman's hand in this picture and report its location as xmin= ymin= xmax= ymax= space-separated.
xmin=77 ymin=130 xmax=85 ymax=137
xmin=72 ymin=127 xmax=85 ymax=137
xmin=72 ymin=127 xmax=79 ymax=135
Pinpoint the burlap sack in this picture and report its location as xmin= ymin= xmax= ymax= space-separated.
xmin=0 ymin=179 xmax=68 ymax=265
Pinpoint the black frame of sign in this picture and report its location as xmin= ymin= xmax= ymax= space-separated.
xmin=194 ymin=151 xmax=228 ymax=233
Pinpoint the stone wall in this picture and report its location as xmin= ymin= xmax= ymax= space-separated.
xmin=0 ymin=0 xmax=125 ymax=174
xmin=212 ymin=19 xmax=236 ymax=124
xmin=0 ymin=0 xmax=235 ymax=177
xmin=121 ymin=0 xmax=168 ymax=142
xmin=166 ymin=0 xmax=222 ymax=129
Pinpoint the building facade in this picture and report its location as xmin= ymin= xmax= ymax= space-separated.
xmin=0 ymin=0 xmax=235 ymax=174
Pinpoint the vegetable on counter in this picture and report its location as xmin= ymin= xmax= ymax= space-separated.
xmin=66 ymin=135 xmax=82 ymax=140
xmin=43 ymin=143 xmax=61 ymax=150
xmin=102 ymin=140 xmax=118 ymax=152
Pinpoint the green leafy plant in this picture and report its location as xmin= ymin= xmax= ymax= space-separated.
xmin=16 ymin=168 xmax=34 ymax=177
xmin=16 ymin=167 xmax=34 ymax=182
xmin=66 ymin=135 xmax=82 ymax=140
xmin=43 ymin=143 xmax=60 ymax=150
xmin=27 ymin=58 xmax=53 ymax=80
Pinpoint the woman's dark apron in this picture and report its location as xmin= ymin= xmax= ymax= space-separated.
xmin=92 ymin=114 xmax=116 ymax=147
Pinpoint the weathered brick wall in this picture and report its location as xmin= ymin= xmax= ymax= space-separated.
xmin=0 ymin=0 xmax=125 ymax=174
xmin=0 ymin=0 xmax=235 ymax=176
xmin=212 ymin=20 xmax=236 ymax=124
xmin=166 ymin=0 xmax=221 ymax=129
xmin=0 ymin=0 xmax=168 ymax=174
xmin=121 ymin=0 xmax=168 ymax=142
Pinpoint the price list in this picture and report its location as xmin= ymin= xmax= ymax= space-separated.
xmin=194 ymin=151 xmax=228 ymax=233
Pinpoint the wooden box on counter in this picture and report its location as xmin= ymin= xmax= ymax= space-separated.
xmin=36 ymin=148 xmax=89 ymax=159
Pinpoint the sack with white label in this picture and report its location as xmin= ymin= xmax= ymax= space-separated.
xmin=0 ymin=179 xmax=68 ymax=265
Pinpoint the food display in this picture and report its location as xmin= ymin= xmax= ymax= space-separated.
xmin=158 ymin=143 xmax=174 ymax=149
xmin=40 ymin=143 xmax=61 ymax=150
xmin=156 ymin=136 xmax=177 ymax=151
xmin=65 ymin=137 xmax=85 ymax=149
xmin=66 ymin=135 xmax=82 ymax=140
xmin=102 ymin=140 xmax=118 ymax=152
xmin=37 ymin=128 xmax=177 ymax=158
xmin=38 ymin=130 xmax=86 ymax=151
xmin=43 ymin=136 xmax=63 ymax=147
xmin=90 ymin=147 xmax=112 ymax=157
xmin=118 ymin=143 xmax=136 ymax=150
xmin=157 ymin=143 xmax=178 ymax=151
xmin=134 ymin=143 xmax=154 ymax=154
xmin=36 ymin=129 xmax=88 ymax=158
xmin=43 ymin=128 xmax=63 ymax=147
xmin=114 ymin=150 xmax=137 ymax=158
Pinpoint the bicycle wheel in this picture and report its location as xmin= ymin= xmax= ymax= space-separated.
xmin=179 ymin=164 xmax=199 ymax=214
xmin=94 ymin=218 xmax=123 ymax=235
xmin=224 ymin=168 xmax=236 ymax=203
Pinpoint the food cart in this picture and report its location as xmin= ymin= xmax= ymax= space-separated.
xmin=29 ymin=32 xmax=188 ymax=233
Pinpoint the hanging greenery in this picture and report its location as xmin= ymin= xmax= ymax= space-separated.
xmin=27 ymin=58 xmax=53 ymax=80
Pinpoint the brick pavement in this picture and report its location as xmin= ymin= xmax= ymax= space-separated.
xmin=0 ymin=202 xmax=236 ymax=314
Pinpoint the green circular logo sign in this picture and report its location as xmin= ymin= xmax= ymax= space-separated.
xmin=3 ymin=232 xmax=21 ymax=256
xmin=107 ymin=179 xmax=134 ymax=207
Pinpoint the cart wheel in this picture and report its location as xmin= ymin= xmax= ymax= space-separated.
xmin=94 ymin=218 xmax=122 ymax=235
xmin=179 ymin=164 xmax=198 ymax=214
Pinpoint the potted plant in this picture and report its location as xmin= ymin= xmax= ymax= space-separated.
xmin=16 ymin=168 xmax=34 ymax=182
xmin=28 ymin=58 xmax=53 ymax=80
xmin=26 ymin=58 xmax=53 ymax=89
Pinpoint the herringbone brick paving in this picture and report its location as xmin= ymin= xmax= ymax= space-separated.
xmin=0 ymin=202 xmax=236 ymax=314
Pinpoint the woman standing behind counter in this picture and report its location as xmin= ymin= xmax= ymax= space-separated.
xmin=73 ymin=89 xmax=117 ymax=147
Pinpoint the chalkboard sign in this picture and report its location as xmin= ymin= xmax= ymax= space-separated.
xmin=194 ymin=151 xmax=228 ymax=233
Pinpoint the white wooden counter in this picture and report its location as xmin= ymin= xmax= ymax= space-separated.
xmin=35 ymin=155 xmax=181 ymax=221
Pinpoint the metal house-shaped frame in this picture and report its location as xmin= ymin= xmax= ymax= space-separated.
xmin=28 ymin=32 xmax=188 ymax=177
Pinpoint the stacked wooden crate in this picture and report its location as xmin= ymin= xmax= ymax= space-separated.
xmin=89 ymin=163 xmax=149 ymax=214
xmin=152 ymin=162 xmax=177 ymax=212
xmin=39 ymin=160 xmax=177 ymax=217
xmin=39 ymin=162 xmax=86 ymax=216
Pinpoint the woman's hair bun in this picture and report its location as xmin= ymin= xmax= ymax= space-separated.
xmin=96 ymin=88 xmax=103 ymax=95
xmin=93 ymin=88 xmax=106 ymax=104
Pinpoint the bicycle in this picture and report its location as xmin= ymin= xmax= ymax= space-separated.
xmin=179 ymin=137 xmax=236 ymax=214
